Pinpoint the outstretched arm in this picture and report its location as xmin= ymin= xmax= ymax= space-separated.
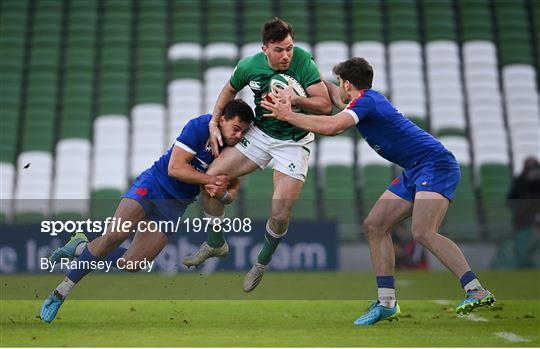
xmin=261 ymin=96 xmax=355 ymax=136
xmin=323 ymin=79 xmax=347 ymax=110
xmin=209 ymin=82 xmax=238 ymax=156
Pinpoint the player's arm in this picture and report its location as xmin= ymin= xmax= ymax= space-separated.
xmin=288 ymin=80 xmax=332 ymax=115
xmin=323 ymin=79 xmax=347 ymax=109
xmin=209 ymin=82 xmax=238 ymax=156
xmin=205 ymin=177 xmax=241 ymax=204
xmin=168 ymin=145 xmax=229 ymax=187
xmin=261 ymin=97 xmax=355 ymax=136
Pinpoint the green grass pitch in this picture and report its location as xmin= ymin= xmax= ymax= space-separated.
xmin=1 ymin=270 xmax=539 ymax=347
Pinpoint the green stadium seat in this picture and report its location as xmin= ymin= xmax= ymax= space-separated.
xmin=244 ymin=169 xmax=273 ymax=221
xmin=91 ymin=190 xmax=122 ymax=220
xmin=479 ymin=164 xmax=512 ymax=239
xmin=320 ymin=138 xmax=358 ymax=241
xmin=277 ymin=0 xmax=310 ymax=42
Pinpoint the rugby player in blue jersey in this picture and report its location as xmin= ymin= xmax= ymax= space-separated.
xmin=262 ymin=57 xmax=495 ymax=325
xmin=40 ymin=99 xmax=254 ymax=323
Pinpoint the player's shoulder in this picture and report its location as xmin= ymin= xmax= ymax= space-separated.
xmin=183 ymin=114 xmax=211 ymax=136
xmin=293 ymin=46 xmax=313 ymax=61
xmin=190 ymin=113 xmax=212 ymax=128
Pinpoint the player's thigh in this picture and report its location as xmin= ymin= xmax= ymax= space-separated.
xmin=411 ymin=191 xmax=449 ymax=236
xmin=206 ymin=146 xmax=260 ymax=177
xmin=364 ymin=190 xmax=413 ymax=234
xmin=89 ymin=198 xmax=147 ymax=254
xmin=270 ymin=170 xmax=304 ymax=220
xmin=121 ymin=227 xmax=168 ymax=269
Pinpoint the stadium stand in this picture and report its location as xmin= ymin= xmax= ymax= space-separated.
xmin=1 ymin=0 xmax=537 ymax=243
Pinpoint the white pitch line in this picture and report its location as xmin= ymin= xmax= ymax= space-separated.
xmin=465 ymin=314 xmax=488 ymax=322
xmin=433 ymin=300 xmax=451 ymax=305
xmin=495 ymin=332 xmax=531 ymax=343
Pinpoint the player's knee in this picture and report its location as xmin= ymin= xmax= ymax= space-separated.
xmin=102 ymin=231 xmax=125 ymax=249
xmin=268 ymin=216 xmax=289 ymax=235
xmin=411 ymin=230 xmax=431 ymax=245
xmin=363 ymin=216 xmax=383 ymax=236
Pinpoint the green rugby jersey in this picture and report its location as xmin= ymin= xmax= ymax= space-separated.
xmin=229 ymin=46 xmax=321 ymax=141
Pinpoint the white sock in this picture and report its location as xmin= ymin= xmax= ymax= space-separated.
xmin=74 ymin=242 xmax=87 ymax=257
xmin=464 ymin=278 xmax=482 ymax=291
xmin=55 ymin=279 xmax=75 ymax=298
xmin=378 ymin=288 xmax=397 ymax=308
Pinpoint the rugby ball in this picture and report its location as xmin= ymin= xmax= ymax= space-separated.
xmin=263 ymin=74 xmax=307 ymax=112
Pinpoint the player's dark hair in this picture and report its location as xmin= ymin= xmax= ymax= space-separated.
xmin=262 ymin=17 xmax=294 ymax=45
xmin=333 ymin=57 xmax=373 ymax=90
xmin=222 ymin=99 xmax=254 ymax=124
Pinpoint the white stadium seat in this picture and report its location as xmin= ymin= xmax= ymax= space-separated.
xmin=352 ymin=41 xmax=388 ymax=93
xmin=204 ymin=66 xmax=234 ymax=113
xmin=92 ymin=115 xmax=129 ymax=192
xmin=439 ymin=136 xmax=471 ymax=165
xmin=0 ymin=162 xmax=15 ymax=219
xmin=14 ymin=151 xmax=53 ymax=216
xmin=319 ymin=137 xmax=354 ymax=166
xmin=168 ymin=43 xmax=203 ymax=61
xmin=130 ymin=103 xmax=166 ymax=178
xmin=205 ymin=42 xmax=238 ymax=61
xmin=314 ymin=41 xmax=348 ymax=82
xmin=357 ymin=140 xmax=392 ymax=166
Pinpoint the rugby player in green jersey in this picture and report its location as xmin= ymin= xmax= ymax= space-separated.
xmin=183 ymin=18 xmax=332 ymax=292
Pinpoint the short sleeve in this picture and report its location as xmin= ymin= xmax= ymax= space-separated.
xmin=295 ymin=47 xmax=321 ymax=88
xmin=175 ymin=119 xmax=200 ymax=154
xmin=344 ymin=94 xmax=372 ymax=124
xmin=229 ymin=59 xmax=248 ymax=91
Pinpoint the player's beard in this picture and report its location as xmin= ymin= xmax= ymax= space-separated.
xmin=340 ymin=91 xmax=352 ymax=104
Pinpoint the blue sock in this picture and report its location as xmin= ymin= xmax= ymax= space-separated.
xmin=67 ymin=246 xmax=100 ymax=283
xmin=104 ymin=247 xmax=127 ymax=267
xmin=376 ymin=276 xmax=395 ymax=289
xmin=460 ymin=270 xmax=481 ymax=290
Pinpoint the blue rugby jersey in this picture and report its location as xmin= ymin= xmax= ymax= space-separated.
xmin=344 ymin=89 xmax=447 ymax=169
xmin=148 ymin=114 xmax=216 ymax=199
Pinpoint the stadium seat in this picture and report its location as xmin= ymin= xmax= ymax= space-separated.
xmin=204 ymin=43 xmax=238 ymax=67
xmin=206 ymin=0 xmax=237 ymax=45
xmin=320 ymin=137 xmax=357 ymax=240
xmin=439 ymin=136 xmax=479 ymax=240
xmin=314 ymin=42 xmax=348 ymax=83
xmin=357 ymin=141 xmax=392 ymax=218
xmin=0 ymin=162 xmax=15 ymax=220
xmin=242 ymin=0 xmax=274 ymax=44
xmin=168 ymin=43 xmax=203 ymax=61
xmin=501 ymin=64 xmax=539 ymax=174
xmin=130 ymin=104 xmax=166 ymax=178
xmin=204 ymin=67 xmax=235 ymax=114
xmin=388 ymin=41 xmax=426 ymax=127
xmin=313 ymin=0 xmax=346 ymax=42
xmin=92 ymin=116 xmax=129 ymax=195
xmin=244 ymin=168 xmax=273 ymax=221
xmin=167 ymin=81 xmax=203 ymax=141
xmin=351 ymin=0 xmax=383 ymax=43
xmin=14 ymin=151 xmax=53 ymax=221
xmin=276 ymin=0 xmax=310 ymax=43
xmin=352 ymin=42 xmax=388 ymax=94
xmin=425 ymin=41 xmax=466 ymax=137
xmin=52 ymin=139 xmax=91 ymax=218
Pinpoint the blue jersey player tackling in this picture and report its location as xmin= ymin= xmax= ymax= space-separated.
xmin=262 ymin=57 xmax=495 ymax=325
xmin=40 ymin=99 xmax=254 ymax=323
